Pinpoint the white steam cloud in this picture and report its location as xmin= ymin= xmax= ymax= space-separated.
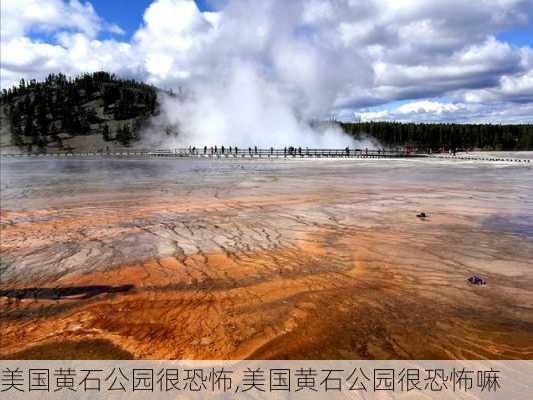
xmin=3 ymin=0 xmax=533 ymax=126
xmin=148 ymin=62 xmax=356 ymax=148
xmin=140 ymin=0 xmax=374 ymax=148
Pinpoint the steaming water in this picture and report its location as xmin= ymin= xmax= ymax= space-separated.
xmin=1 ymin=154 xmax=533 ymax=360
xmin=459 ymin=151 xmax=533 ymax=160
xmin=2 ymin=155 xmax=532 ymax=225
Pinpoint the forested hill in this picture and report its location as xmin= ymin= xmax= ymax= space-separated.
xmin=341 ymin=121 xmax=533 ymax=151
xmin=0 ymin=72 xmax=159 ymax=153
xmin=1 ymin=72 xmax=532 ymax=153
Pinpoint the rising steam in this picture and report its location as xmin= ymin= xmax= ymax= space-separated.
xmin=139 ymin=0 xmax=376 ymax=148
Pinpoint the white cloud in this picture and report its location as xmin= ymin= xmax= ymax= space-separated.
xmin=0 ymin=34 xmax=138 ymax=89
xmin=358 ymin=100 xmax=533 ymax=124
xmin=460 ymin=70 xmax=533 ymax=103
xmin=0 ymin=0 xmax=131 ymax=88
xmin=396 ymin=101 xmax=463 ymax=114
xmin=133 ymin=0 xmax=212 ymax=51
xmin=0 ymin=0 xmax=118 ymax=40
xmin=1 ymin=0 xmax=533 ymax=126
xmin=500 ymin=70 xmax=533 ymax=97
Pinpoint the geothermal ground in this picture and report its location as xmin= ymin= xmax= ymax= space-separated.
xmin=1 ymin=156 xmax=532 ymax=359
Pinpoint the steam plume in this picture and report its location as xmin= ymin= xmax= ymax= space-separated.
xmin=140 ymin=0 xmax=375 ymax=148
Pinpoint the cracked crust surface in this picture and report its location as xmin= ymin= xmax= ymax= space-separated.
xmin=1 ymin=158 xmax=532 ymax=359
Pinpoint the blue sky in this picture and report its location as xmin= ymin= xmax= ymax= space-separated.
xmin=497 ymin=27 xmax=533 ymax=47
xmin=87 ymin=0 xmax=217 ymax=39
xmin=90 ymin=0 xmax=153 ymax=38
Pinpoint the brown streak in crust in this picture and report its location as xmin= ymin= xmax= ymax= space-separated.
xmin=2 ymin=231 xmax=532 ymax=360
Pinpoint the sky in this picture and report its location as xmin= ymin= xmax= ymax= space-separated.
xmin=1 ymin=0 xmax=532 ymax=124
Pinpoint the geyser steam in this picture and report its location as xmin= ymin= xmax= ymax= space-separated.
xmin=140 ymin=0 xmax=375 ymax=148
xmin=149 ymin=62 xmax=355 ymax=148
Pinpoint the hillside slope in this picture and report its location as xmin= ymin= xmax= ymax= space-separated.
xmin=0 ymin=72 xmax=159 ymax=153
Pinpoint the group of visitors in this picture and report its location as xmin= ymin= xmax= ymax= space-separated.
xmin=185 ymin=146 xmax=388 ymax=157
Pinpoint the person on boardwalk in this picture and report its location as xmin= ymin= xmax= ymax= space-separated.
xmin=221 ymin=145 xmax=225 ymax=155
xmin=270 ymin=147 xmax=274 ymax=156
xmin=204 ymin=146 xmax=207 ymax=155
xmin=298 ymin=147 xmax=302 ymax=156
xmin=284 ymin=147 xmax=287 ymax=157
xmin=248 ymin=147 xmax=252 ymax=156
xmin=254 ymin=146 xmax=258 ymax=155
xmin=345 ymin=147 xmax=349 ymax=157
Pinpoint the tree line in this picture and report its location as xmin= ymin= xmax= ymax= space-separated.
xmin=2 ymin=72 xmax=531 ymax=151
xmin=341 ymin=121 xmax=533 ymax=151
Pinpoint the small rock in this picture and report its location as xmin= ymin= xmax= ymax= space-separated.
xmin=467 ymin=275 xmax=486 ymax=285
xmin=416 ymin=212 xmax=428 ymax=218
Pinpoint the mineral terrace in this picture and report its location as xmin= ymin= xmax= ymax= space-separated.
xmin=1 ymin=157 xmax=532 ymax=359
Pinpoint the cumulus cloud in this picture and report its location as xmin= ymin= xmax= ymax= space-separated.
xmin=0 ymin=0 xmax=122 ymax=40
xmin=0 ymin=0 xmax=128 ymax=88
xmin=358 ymin=100 xmax=533 ymax=124
xmin=0 ymin=35 xmax=138 ymax=89
xmin=458 ymin=69 xmax=533 ymax=103
xmin=1 ymin=0 xmax=533 ymax=131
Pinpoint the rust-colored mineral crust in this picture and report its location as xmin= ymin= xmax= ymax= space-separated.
xmin=1 ymin=158 xmax=532 ymax=359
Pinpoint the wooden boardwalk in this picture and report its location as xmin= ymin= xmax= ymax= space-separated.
xmin=429 ymin=154 xmax=531 ymax=163
xmin=0 ymin=148 xmax=424 ymax=159
xmin=1 ymin=148 xmax=531 ymax=163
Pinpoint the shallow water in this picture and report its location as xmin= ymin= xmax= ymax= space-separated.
xmin=460 ymin=151 xmax=533 ymax=160
xmin=1 ymin=156 xmax=532 ymax=359
xmin=2 ymin=156 xmax=531 ymax=208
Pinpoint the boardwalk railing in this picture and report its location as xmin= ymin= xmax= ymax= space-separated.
xmin=170 ymin=148 xmax=420 ymax=158
xmin=1 ymin=148 xmax=422 ymax=159
xmin=429 ymin=154 xmax=531 ymax=163
xmin=1 ymin=148 xmax=530 ymax=162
